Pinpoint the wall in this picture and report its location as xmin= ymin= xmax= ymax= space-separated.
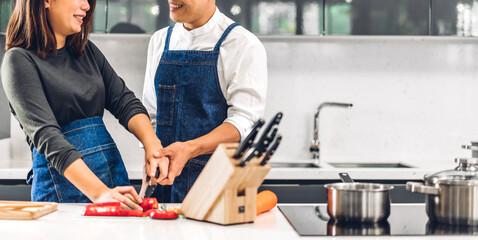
xmin=2 ymin=34 xmax=478 ymax=170
xmin=263 ymin=36 xmax=478 ymax=165
xmin=0 ymin=33 xmax=9 ymax=140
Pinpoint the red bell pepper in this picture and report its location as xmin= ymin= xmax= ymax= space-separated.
xmin=148 ymin=209 xmax=179 ymax=220
xmin=119 ymin=209 xmax=144 ymax=217
xmin=83 ymin=202 xmax=121 ymax=216
xmin=140 ymin=197 xmax=158 ymax=211
xmin=142 ymin=209 xmax=156 ymax=217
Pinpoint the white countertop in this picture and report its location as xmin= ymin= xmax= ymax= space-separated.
xmin=0 ymin=204 xmax=474 ymax=240
xmin=0 ymin=159 xmax=455 ymax=181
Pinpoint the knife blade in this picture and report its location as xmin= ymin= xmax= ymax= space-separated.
xmin=233 ymin=119 xmax=265 ymax=159
xmin=260 ymin=134 xmax=282 ymax=165
xmin=239 ymin=112 xmax=283 ymax=166
xmin=144 ymin=167 xmax=160 ymax=198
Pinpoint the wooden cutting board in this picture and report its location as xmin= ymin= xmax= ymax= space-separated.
xmin=0 ymin=201 xmax=57 ymax=220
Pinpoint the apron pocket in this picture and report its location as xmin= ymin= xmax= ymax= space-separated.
xmin=157 ymin=84 xmax=176 ymax=126
xmin=79 ymin=143 xmax=116 ymax=188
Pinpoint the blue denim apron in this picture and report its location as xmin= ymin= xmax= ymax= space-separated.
xmin=152 ymin=23 xmax=239 ymax=203
xmin=26 ymin=117 xmax=131 ymax=202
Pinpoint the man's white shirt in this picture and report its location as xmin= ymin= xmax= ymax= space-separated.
xmin=143 ymin=8 xmax=268 ymax=138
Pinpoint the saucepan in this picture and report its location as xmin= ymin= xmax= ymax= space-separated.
xmin=324 ymin=173 xmax=394 ymax=223
xmin=407 ymin=158 xmax=478 ymax=226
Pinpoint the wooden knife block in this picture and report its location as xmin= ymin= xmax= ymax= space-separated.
xmin=181 ymin=143 xmax=271 ymax=225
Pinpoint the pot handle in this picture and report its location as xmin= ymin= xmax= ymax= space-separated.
xmin=406 ymin=182 xmax=441 ymax=195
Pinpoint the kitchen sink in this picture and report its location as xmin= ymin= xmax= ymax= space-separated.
xmin=270 ymin=162 xmax=320 ymax=168
xmin=328 ymin=162 xmax=413 ymax=168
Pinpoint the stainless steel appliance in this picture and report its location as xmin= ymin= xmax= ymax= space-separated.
xmin=309 ymin=102 xmax=353 ymax=166
xmin=279 ymin=204 xmax=478 ymax=236
xmin=407 ymin=158 xmax=478 ymax=226
xmin=324 ymin=173 xmax=393 ymax=222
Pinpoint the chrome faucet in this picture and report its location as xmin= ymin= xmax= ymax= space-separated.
xmin=310 ymin=102 xmax=353 ymax=166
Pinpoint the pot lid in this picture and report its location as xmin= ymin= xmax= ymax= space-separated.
xmin=424 ymin=158 xmax=478 ymax=185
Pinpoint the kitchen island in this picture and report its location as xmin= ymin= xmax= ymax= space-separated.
xmin=0 ymin=203 xmax=476 ymax=240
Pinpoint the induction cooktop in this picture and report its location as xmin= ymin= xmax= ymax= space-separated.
xmin=278 ymin=204 xmax=478 ymax=236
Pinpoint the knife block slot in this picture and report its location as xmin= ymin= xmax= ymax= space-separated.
xmin=181 ymin=143 xmax=271 ymax=225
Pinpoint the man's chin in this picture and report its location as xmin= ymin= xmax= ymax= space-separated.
xmin=169 ymin=14 xmax=184 ymax=23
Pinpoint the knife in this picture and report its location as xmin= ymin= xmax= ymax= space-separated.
xmin=144 ymin=167 xmax=160 ymax=198
xmin=260 ymin=134 xmax=282 ymax=165
xmin=239 ymin=112 xmax=283 ymax=166
xmin=251 ymin=112 xmax=283 ymax=157
xmin=233 ymin=119 xmax=265 ymax=159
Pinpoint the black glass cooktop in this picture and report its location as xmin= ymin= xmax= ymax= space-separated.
xmin=278 ymin=204 xmax=478 ymax=236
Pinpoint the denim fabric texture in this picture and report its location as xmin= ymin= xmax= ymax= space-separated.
xmin=27 ymin=117 xmax=131 ymax=202
xmin=153 ymin=23 xmax=239 ymax=203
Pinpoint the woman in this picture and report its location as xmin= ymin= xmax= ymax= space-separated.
xmin=1 ymin=0 xmax=167 ymax=209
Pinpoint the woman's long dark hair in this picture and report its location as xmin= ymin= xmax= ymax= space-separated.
xmin=5 ymin=0 xmax=96 ymax=58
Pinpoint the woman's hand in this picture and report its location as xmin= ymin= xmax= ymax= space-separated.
xmin=126 ymin=114 xmax=170 ymax=183
xmin=144 ymin=141 xmax=170 ymax=183
xmin=94 ymin=186 xmax=143 ymax=210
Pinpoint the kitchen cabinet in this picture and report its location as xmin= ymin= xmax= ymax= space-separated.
xmin=0 ymin=180 xmax=425 ymax=203
xmin=0 ymin=180 xmax=31 ymax=201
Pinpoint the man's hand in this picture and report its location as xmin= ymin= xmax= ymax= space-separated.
xmin=159 ymin=141 xmax=195 ymax=185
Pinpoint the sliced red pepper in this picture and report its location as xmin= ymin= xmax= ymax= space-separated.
xmin=119 ymin=209 xmax=144 ymax=217
xmin=140 ymin=197 xmax=158 ymax=211
xmin=83 ymin=202 xmax=121 ymax=216
xmin=142 ymin=209 xmax=156 ymax=217
xmin=86 ymin=202 xmax=121 ymax=208
xmin=148 ymin=209 xmax=179 ymax=220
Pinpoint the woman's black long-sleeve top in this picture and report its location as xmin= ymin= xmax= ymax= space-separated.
xmin=1 ymin=41 xmax=148 ymax=175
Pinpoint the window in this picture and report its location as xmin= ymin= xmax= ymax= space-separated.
xmin=0 ymin=0 xmax=11 ymax=32
xmin=94 ymin=0 xmax=172 ymax=33
xmin=1 ymin=0 xmax=478 ymax=36
xmin=326 ymin=0 xmax=428 ymax=35
xmin=432 ymin=0 xmax=478 ymax=36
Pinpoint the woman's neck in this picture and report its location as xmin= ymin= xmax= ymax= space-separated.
xmin=55 ymin=34 xmax=66 ymax=49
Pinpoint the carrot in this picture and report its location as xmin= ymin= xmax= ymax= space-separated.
xmin=256 ymin=190 xmax=278 ymax=215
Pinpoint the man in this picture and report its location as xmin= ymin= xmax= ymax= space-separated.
xmin=142 ymin=0 xmax=267 ymax=203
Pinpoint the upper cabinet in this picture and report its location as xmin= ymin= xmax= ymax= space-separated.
xmin=1 ymin=0 xmax=478 ymax=36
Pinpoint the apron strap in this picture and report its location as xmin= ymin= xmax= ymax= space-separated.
xmin=164 ymin=25 xmax=175 ymax=51
xmin=214 ymin=23 xmax=240 ymax=52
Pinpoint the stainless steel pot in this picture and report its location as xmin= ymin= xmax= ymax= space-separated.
xmin=407 ymin=158 xmax=478 ymax=226
xmin=324 ymin=173 xmax=394 ymax=223
xmin=426 ymin=220 xmax=478 ymax=235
